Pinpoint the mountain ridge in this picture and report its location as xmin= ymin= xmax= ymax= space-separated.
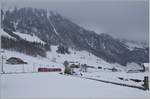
xmin=1 ymin=7 xmax=149 ymax=66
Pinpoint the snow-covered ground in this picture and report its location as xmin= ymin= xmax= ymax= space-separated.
xmin=0 ymin=72 xmax=150 ymax=99
xmin=0 ymin=48 xmax=149 ymax=99
xmin=79 ymin=71 xmax=149 ymax=87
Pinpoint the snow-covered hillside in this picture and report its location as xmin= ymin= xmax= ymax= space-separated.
xmin=13 ymin=31 xmax=46 ymax=44
xmin=1 ymin=28 xmax=46 ymax=44
xmin=1 ymin=44 xmax=146 ymax=74
xmin=1 ymin=46 xmax=125 ymax=74
xmin=125 ymin=42 xmax=145 ymax=50
xmin=1 ymin=47 xmax=148 ymax=86
xmin=47 ymin=46 xmax=124 ymax=69
xmin=1 ymin=49 xmax=61 ymax=73
xmin=121 ymin=39 xmax=149 ymax=51
xmin=1 ymin=29 xmax=15 ymax=39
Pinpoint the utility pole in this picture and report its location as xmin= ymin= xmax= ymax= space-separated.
xmin=143 ymin=76 xmax=149 ymax=90
xmin=1 ymin=50 xmax=6 ymax=74
xmin=2 ymin=55 xmax=3 ymax=73
xmin=1 ymin=55 xmax=5 ymax=73
xmin=1 ymin=55 xmax=4 ymax=74
xmin=22 ymin=64 xmax=25 ymax=73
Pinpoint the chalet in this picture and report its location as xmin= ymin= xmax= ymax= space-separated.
xmin=6 ymin=57 xmax=27 ymax=65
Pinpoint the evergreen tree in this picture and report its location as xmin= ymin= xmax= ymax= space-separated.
xmin=56 ymin=45 xmax=70 ymax=54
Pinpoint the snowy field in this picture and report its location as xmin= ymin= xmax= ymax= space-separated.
xmin=0 ymin=49 xmax=149 ymax=99
xmin=79 ymin=71 xmax=149 ymax=87
xmin=0 ymin=72 xmax=150 ymax=99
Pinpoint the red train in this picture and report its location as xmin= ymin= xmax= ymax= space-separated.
xmin=38 ymin=67 xmax=61 ymax=72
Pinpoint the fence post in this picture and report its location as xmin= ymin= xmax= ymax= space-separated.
xmin=143 ymin=76 xmax=149 ymax=90
xmin=33 ymin=63 xmax=35 ymax=73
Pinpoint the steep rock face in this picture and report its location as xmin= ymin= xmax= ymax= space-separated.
xmin=1 ymin=7 xmax=149 ymax=66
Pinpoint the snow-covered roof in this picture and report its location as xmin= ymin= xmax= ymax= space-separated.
xmin=143 ymin=63 xmax=149 ymax=67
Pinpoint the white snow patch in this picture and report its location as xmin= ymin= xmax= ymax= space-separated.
xmin=49 ymin=20 xmax=59 ymax=35
xmin=46 ymin=11 xmax=51 ymax=18
xmin=126 ymin=63 xmax=143 ymax=71
xmin=124 ymin=42 xmax=145 ymax=50
xmin=0 ymin=29 xmax=15 ymax=39
xmin=13 ymin=31 xmax=46 ymax=44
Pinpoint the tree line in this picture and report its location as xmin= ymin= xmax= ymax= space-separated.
xmin=1 ymin=36 xmax=50 ymax=57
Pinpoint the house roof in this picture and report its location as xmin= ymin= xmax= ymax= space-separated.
xmin=143 ymin=63 xmax=149 ymax=67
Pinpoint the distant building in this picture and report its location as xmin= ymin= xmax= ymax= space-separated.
xmin=6 ymin=57 xmax=27 ymax=65
xmin=142 ymin=63 xmax=149 ymax=72
xmin=112 ymin=67 xmax=118 ymax=72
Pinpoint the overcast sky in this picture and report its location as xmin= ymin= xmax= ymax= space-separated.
xmin=2 ymin=0 xmax=149 ymax=42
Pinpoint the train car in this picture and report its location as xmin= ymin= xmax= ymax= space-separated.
xmin=38 ymin=67 xmax=61 ymax=72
